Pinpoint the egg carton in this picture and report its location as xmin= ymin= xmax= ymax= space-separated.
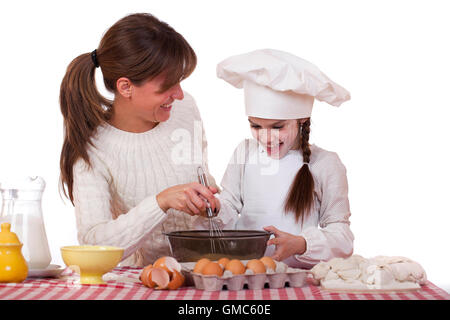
xmin=191 ymin=269 xmax=308 ymax=291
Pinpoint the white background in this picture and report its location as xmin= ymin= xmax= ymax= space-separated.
xmin=0 ymin=0 xmax=449 ymax=293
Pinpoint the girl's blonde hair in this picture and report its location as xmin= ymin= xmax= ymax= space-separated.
xmin=59 ymin=13 xmax=197 ymax=204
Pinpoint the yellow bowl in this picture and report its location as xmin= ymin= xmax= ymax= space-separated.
xmin=60 ymin=245 xmax=124 ymax=284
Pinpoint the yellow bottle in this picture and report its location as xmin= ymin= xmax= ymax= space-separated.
xmin=0 ymin=222 xmax=28 ymax=283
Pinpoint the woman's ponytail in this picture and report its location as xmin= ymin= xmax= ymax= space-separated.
xmin=59 ymin=53 xmax=112 ymax=204
xmin=284 ymin=119 xmax=315 ymax=224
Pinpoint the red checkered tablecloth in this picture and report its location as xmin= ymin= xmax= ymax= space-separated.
xmin=0 ymin=267 xmax=448 ymax=300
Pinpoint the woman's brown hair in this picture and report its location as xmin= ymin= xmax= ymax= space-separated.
xmin=59 ymin=13 xmax=197 ymax=204
xmin=284 ymin=119 xmax=315 ymax=223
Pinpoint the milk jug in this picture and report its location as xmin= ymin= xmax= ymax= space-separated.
xmin=0 ymin=176 xmax=52 ymax=269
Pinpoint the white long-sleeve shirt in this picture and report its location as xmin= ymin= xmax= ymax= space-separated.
xmin=212 ymin=138 xmax=354 ymax=269
xmin=72 ymin=92 xmax=216 ymax=267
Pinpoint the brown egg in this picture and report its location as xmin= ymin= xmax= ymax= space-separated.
xmin=217 ymin=257 xmax=230 ymax=268
xmin=260 ymin=256 xmax=276 ymax=271
xmin=140 ymin=264 xmax=154 ymax=287
xmin=141 ymin=267 xmax=170 ymax=289
xmin=167 ymin=269 xmax=185 ymax=290
xmin=140 ymin=259 xmax=185 ymax=290
xmin=153 ymin=256 xmax=181 ymax=277
xmin=225 ymin=259 xmax=246 ymax=275
xmin=246 ymin=259 xmax=266 ymax=274
xmin=202 ymin=262 xmax=224 ymax=276
xmin=193 ymin=258 xmax=211 ymax=274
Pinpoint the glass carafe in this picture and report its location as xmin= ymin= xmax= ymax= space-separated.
xmin=0 ymin=176 xmax=51 ymax=269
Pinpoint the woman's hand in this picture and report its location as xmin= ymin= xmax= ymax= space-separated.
xmin=156 ymin=182 xmax=220 ymax=216
xmin=263 ymin=226 xmax=307 ymax=261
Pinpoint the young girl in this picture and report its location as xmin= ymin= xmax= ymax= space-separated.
xmin=212 ymin=49 xmax=354 ymax=269
xmin=59 ymin=13 xmax=219 ymax=267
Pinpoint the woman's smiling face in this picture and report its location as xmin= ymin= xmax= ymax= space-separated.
xmin=249 ymin=117 xmax=301 ymax=159
xmin=130 ymin=73 xmax=184 ymax=124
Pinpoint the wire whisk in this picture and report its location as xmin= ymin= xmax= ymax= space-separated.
xmin=197 ymin=166 xmax=226 ymax=254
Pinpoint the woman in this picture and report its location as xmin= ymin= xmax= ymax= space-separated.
xmin=59 ymin=13 xmax=219 ymax=266
xmin=209 ymin=49 xmax=354 ymax=269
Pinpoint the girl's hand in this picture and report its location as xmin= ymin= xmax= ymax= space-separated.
xmin=156 ymin=182 xmax=220 ymax=216
xmin=263 ymin=226 xmax=307 ymax=261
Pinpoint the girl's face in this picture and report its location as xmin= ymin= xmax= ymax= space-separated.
xmin=249 ymin=117 xmax=301 ymax=159
xmin=131 ymin=73 xmax=184 ymax=124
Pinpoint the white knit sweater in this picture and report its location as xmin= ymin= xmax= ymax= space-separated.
xmin=72 ymin=92 xmax=216 ymax=267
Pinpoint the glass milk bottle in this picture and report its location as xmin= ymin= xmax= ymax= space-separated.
xmin=0 ymin=176 xmax=52 ymax=269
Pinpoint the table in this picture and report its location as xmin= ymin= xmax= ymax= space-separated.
xmin=0 ymin=267 xmax=448 ymax=300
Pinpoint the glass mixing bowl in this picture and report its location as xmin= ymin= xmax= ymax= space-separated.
xmin=163 ymin=230 xmax=272 ymax=262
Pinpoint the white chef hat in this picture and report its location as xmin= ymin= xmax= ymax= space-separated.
xmin=216 ymin=49 xmax=351 ymax=119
